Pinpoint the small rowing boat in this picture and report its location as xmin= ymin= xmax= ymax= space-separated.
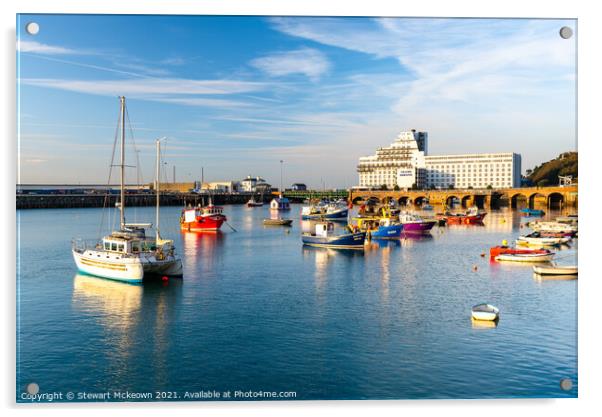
xmin=495 ymin=252 xmax=555 ymax=262
xmin=533 ymin=265 xmax=578 ymax=275
xmin=471 ymin=304 xmax=499 ymax=321
xmin=516 ymin=232 xmax=571 ymax=246
xmin=263 ymin=218 xmax=293 ymax=226
xmin=528 ymin=221 xmax=577 ymax=234
xmin=489 ymin=246 xmax=551 ymax=259
xmin=442 ymin=207 xmax=487 ymax=225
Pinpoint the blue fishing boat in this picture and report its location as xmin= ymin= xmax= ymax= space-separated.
xmin=301 ymin=221 xmax=366 ymax=249
xmin=355 ymin=217 xmax=404 ymax=239
xmin=521 ymin=208 xmax=545 ymax=216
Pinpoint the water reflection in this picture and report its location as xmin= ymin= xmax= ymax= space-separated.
xmin=181 ymin=230 xmax=224 ymax=272
xmin=71 ymin=273 xmax=183 ymax=388
xmin=533 ymin=273 xmax=578 ymax=282
xmin=471 ymin=317 xmax=499 ymax=329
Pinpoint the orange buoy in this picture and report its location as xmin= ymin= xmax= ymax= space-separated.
xmin=472 ymin=265 xmax=478 ymax=272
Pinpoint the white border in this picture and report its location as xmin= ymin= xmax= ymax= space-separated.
xmin=3 ymin=1 xmax=601 ymax=416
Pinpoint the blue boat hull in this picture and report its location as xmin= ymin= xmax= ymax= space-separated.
xmin=521 ymin=208 xmax=545 ymax=216
xmin=369 ymin=223 xmax=404 ymax=239
xmin=302 ymin=231 xmax=366 ymax=248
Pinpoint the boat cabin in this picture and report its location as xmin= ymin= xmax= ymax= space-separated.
xmin=270 ymin=197 xmax=290 ymax=210
xmin=101 ymin=235 xmax=156 ymax=254
xmin=314 ymin=222 xmax=334 ymax=237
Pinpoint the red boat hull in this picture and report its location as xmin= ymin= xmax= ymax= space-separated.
xmin=181 ymin=215 xmax=226 ymax=231
xmin=489 ymin=246 xmax=550 ymax=259
xmin=445 ymin=213 xmax=487 ymax=225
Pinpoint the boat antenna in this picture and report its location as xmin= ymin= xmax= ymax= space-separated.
xmin=119 ymin=96 xmax=126 ymax=230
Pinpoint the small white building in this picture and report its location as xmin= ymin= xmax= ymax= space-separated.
xmin=240 ymin=176 xmax=267 ymax=192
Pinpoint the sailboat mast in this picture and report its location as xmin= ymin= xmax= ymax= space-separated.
xmin=155 ymin=138 xmax=160 ymax=242
xmin=120 ymin=96 xmax=126 ymax=230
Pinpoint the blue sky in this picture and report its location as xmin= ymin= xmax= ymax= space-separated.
xmin=17 ymin=15 xmax=576 ymax=187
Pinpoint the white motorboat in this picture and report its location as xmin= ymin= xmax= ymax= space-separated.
xmin=471 ymin=304 xmax=499 ymax=321
xmin=72 ymin=97 xmax=183 ymax=283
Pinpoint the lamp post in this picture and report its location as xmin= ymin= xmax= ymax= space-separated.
xmin=280 ymin=160 xmax=284 ymax=195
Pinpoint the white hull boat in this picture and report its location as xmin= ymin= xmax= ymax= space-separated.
xmin=529 ymin=221 xmax=577 ymax=233
xmin=495 ymin=252 xmax=555 ymax=262
xmin=71 ymin=97 xmax=183 ymax=283
xmin=533 ymin=265 xmax=578 ymax=275
xmin=471 ymin=304 xmax=499 ymax=321
xmin=516 ymin=235 xmax=571 ymax=246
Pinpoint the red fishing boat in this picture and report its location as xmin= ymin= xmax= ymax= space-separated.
xmin=489 ymin=246 xmax=551 ymax=259
xmin=442 ymin=207 xmax=487 ymax=225
xmin=180 ymin=204 xmax=227 ymax=231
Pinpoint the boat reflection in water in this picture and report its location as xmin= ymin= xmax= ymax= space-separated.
xmin=72 ymin=273 xmax=183 ymax=387
xmin=181 ymin=229 xmax=224 ymax=272
xmin=471 ymin=317 xmax=499 ymax=329
xmin=533 ymin=273 xmax=578 ymax=282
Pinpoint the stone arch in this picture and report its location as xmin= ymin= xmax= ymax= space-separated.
xmin=473 ymin=194 xmax=488 ymax=209
xmin=510 ymin=193 xmax=528 ymax=209
xmin=352 ymin=196 xmax=365 ymax=204
xmin=413 ymin=195 xmax=428 ymax=207
xmin=461 ymin=195 xmax=473 ymax=208
xmin=445 ymin=195 xmax=460 ymax=207
xmin=528 ymin=192 xmax=547 ymax=209
xmin=548 ymin=192 xmax=564 ymax=210
xmin=398 ymin=196 xmax=411 ymax=207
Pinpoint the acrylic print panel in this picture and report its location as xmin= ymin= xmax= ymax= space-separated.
xmin=16 ymin=14 xmax=577 ymax=402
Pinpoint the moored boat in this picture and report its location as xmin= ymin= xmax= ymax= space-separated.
xmin=533 ymin=265 xmax=578 ymax=275
xmin=556 ymin=215 xmax=578 ymax=225
xmin=398 ymin=212 xmax=437 ymax=233
xmin=263 ymin=218 xmax=293 ymax=226
xmin=495 ymin=252 xmax=555 ymax=262
xmin=301 ymin=200 xmax=348 ymax=220
xmin=72 ymin=98 xmax=183 ymax=282
xmin=516 ymin=232 xmax=571 ymax=246
xmin=521 ymin=208 xmax=545 ymax=216
xmin=489 ymin=246 xmax=551 ymax=259
xmin=528 ymin=221 xmax=577 ymax=234
xmin=471 ymin=304 xmax=499 ymax=321
xmin=247 ymin=196 xmax=263 ymax=207
xmin=302 ymin=221 xmax=366 ymax=249
xmin=442 ymin=206 xmax=487 ymax=225
xmin=180 ymin=203 xmax=227 ymax=231
xmin=355 ymin=217 xmax=403 ymax=239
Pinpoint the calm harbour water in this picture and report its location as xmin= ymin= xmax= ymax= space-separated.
xmin=16 ymin=204 xmax=577 ymax=401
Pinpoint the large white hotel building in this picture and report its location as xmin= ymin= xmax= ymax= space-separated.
xmin=357 ymin=130 xmax=521 ymax=190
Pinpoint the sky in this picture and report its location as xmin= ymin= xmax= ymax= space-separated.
xmin=17 ymin=15 xmax=576 ymax=188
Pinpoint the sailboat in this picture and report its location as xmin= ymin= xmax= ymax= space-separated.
xmin=72 ymin=96 xmax=183 ymax=283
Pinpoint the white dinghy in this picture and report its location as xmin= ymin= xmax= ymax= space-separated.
xmin=471 ymin=304 xmax=500 ymax=321
xmin=533 ymin=265 xmax=578 ymax=275
xmin=495 ymin=252 xmax=555 ymax=262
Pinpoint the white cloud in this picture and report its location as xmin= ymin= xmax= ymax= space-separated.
xmin=17 ymin=40 xmax=77 ymax=55
xmin=250 ymin=47 xmax=330 ymax=81
xmin=22 ymin=77 xmax=266 ymax=96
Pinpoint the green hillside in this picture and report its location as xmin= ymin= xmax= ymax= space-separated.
xmin=527 ymin=152 xmax=577 ymax=186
